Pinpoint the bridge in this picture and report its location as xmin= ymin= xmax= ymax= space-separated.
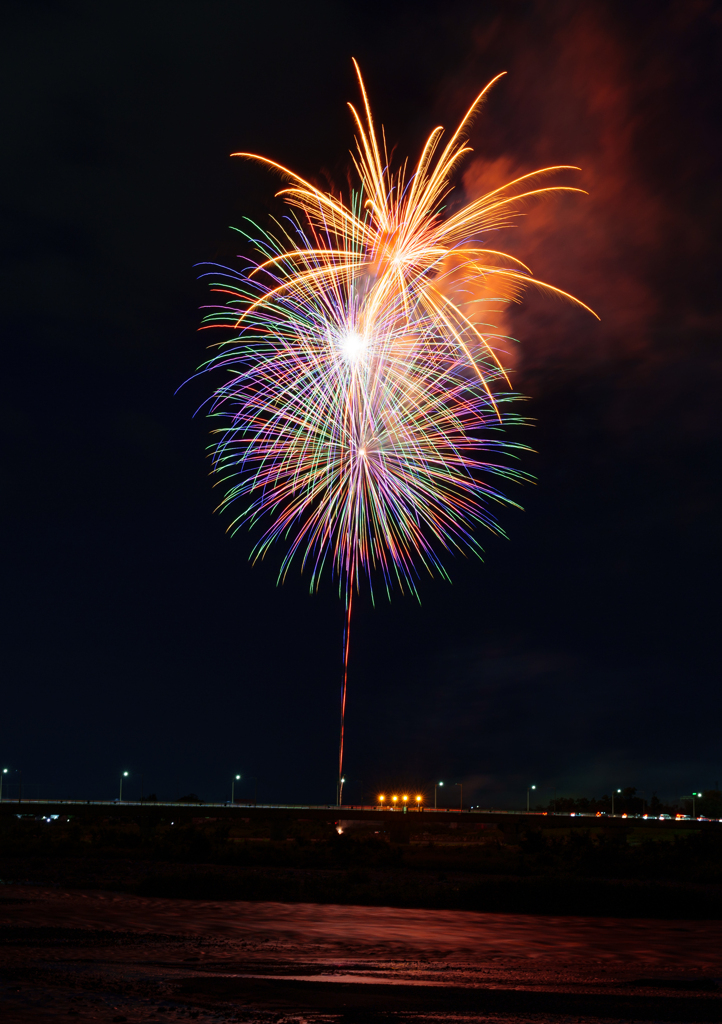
xmin=0 ymin=798 xmax=715 ymax=833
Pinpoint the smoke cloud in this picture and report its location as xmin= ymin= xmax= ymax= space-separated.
xmin=438 ymin=1 xmax=719 ymax=395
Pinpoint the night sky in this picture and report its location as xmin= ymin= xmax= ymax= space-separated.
xmin=2 ymin=0 xmax=720 ymax=808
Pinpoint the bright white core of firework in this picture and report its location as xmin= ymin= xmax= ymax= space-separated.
xmin=338 ymin=329 xmax=366 ymax=362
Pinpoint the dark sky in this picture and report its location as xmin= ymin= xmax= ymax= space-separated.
xmin=1 ymin=0 xmax=720 ymax=807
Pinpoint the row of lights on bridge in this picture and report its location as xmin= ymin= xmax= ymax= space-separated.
xmin=378 ymin=794 xmax=423 ymax=804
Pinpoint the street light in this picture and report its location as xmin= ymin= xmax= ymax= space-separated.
xmin=693 ymin=791 xmax=703 ymax=817
xmin=455 ymin=782 xmax=463 ymax=810
xmin=0 ymin=768 xmax=7 ymax=803
xmin=416 ymin=795 xmax=422 ymax=810
xmin=612 ymin=788 xmax=621 ymax=816
xmin=434 ymin=781 xmax=444 ymax=809
xmin=119 ymin=771 xmax=129 ymax=802
xmin=378 ymin=794 xmax=385 ymax=806
xmin=231 ymin=774 xmax=241 ymax=804
xmin=526 ymin=785 xmax=536 ymax=812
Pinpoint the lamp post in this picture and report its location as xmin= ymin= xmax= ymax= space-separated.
xmin=231 ymin=774 xmax=241 ymax=804
xmin=692 ymin=791 xmax=702 ymax=817
xmin=119 ymin=771 xmax=129 ymax=802
xmin=526 ymin=785 xmax=536 ymax=812
xmin=455 ymin=782 xmax=463 ymax=810
xmin=612 ymin=788 xmax=621 ymax=816
xmin=338 ymin=776 xmax=346 ymax=806
xmin=0 ymin=768 xmax=7 ymax=803
xmin=434 ymin=781 xmax=444 ymax=809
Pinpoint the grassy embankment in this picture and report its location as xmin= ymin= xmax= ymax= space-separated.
xmin=2 ymin=814 xmax=721 ymax=917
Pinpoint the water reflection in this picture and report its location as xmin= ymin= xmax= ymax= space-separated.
xmin=1 ymin=888 xmax=721 ymax=1022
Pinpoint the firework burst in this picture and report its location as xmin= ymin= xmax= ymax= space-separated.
xmin=194 ymin=63 xmax=596 ymax=800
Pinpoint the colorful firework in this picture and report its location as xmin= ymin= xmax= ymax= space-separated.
xmin=195 ymin=64 xmax=596 ymax=801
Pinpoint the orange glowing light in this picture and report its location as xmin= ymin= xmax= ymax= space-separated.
xmin=378 ymin=794 xmax=385 ymax=803
xmin=402 ymin=795 xmax=408 ymax=802
xmin=392 ymin=795 xmax=398 ymax=803
xmin=416 ymin=795 xmax=422 ymax=802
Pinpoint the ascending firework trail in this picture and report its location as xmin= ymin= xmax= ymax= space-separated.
xmin=193 ymin=63 xmax=597 ymax=803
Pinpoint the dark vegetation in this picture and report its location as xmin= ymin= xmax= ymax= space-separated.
xmin=3 ymin=812 xmax=722 ymax=919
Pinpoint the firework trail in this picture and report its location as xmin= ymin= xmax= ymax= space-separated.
xmin=195 ymin=63 xmax=596 ymax=802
